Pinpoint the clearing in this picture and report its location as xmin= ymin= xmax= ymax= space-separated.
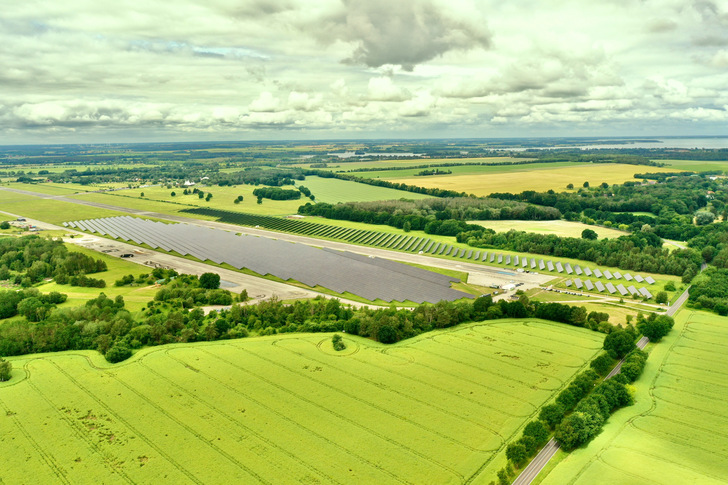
xmin=469 ymin=220 xmax=628 ymax=240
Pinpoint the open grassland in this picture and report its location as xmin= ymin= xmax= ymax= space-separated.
xmin=368 ymin=164 xmax=684 ymax=196
xmin=0 ymin=189 xmax=129 ymax=224
xmin=294 ymin=176 xmax=431 ymax=203
xmin=0 ymin=321 xmax=603 ymax=485
xmin=3 ymin=182 xmax=128 ymax=196
xmin=659 ymin=159 xmax=728 ymax=172
xmin=469 ymin=220 xmax=628 ymax=240
xmin=541 ymin=310 xmax=728 ymax=485
xmin=352 ymin=161 xmax=575 ymax=180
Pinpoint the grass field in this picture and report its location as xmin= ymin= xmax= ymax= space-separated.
xmin=0 ymin=320 xmax=603 ymax=484
xmin=0 ymin=189 xmax=130 ymax=224
xmin=362 ymin=163 xmax=683 ymax=196
xmin=2 ymin=182 xmax=128 ymax=196
xmin=541 ymin=310 xmax=728 ymax=485
xmin=658 ymin=159 xmax=728 ymax=172
xmin=294 ymin=176 xmax=431 ymax=203
xmin=469 ymin=220 xmax=628 ymax=240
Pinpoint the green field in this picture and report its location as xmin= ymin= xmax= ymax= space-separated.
xmin=0 ymin=189 xmax=130 ymax=224
xmin=294 ymin=176 xmax=431 ymax=203
xmin=541 ymin=310 xmax=728 ymax=484
xmin=359 ymin=163 xmax=684 ymax=196
xmin=0 ymin=320 xmax=603 ymax=484
xmin=469 ymin=220 xmax=628 ymax=240
xmin=659 ymin=159 xmax=728 ymax=172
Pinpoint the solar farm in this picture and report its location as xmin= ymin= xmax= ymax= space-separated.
xmin=64 ymin=216 xmax=471 ymax=303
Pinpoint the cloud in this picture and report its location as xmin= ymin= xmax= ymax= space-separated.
xmin=314 ymin=0 xmax=490 ymax=70
xmin=249 ymin=92 xmax=281 ymax=112
xmin=367 ymin=77 xmax=410 ymax=101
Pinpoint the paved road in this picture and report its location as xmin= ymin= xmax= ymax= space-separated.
xmin=513 ymin=334 xmax=650 ymax=485
xmin=667 ymin=286 xmax=690 ymax=317
xmin=1 ymin=187 xmax=554 ymax=293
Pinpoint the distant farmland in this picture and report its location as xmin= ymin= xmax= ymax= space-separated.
xmin=541 ymin=310 xmax=728 ymax=485
xmin=0 ymin=320 xmax=603 ymax=484
xmin=361 ymin=163 xmax=683 ymax=196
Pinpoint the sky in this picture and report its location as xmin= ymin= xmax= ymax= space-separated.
xmin=2 ymin=0 xmax=728 ymax=143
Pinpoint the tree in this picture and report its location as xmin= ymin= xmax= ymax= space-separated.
xmin=199 ymin=272 xmax=221 ymax=289
xmin=664 ymin=281 xmax=676 ymax=292
xmin=377 ymin=325 xmax=397 ymax=343
xmin=554 ymin=412 xmax=590 ymax=450
xmin=0 ymin=221 xmax=10 ymax=229
xmin=600 ymin=182 xmax=609 ymax=189
xmin=694 ymin=210 xmax=715 ymax=226
xmin=0 ymin=357 xmax=11 ymax=381
xmin=603 ymin=330 xmax=635 ymax=359
xmin=522 ymin=420 xmax=549 ymax=448
xmin=583 ymin=181 xmax=590 ymax=188
xmin=655 ymin=291 xmax=668 ymax=304
xmin=506 ymin=442 xmax=528 ymax=467
xmin=637 ymin=315 xmax=674 ymax=342
xmin=332 ymin=334 xmax=346 ymax=351
xmin=105 ymin=342 xmax=132 ymax=363
xmin=539 ymin=403 xmax=565 ymax=429
xmin=590 ymin=353 xmax=615 ymax=376
xmin=171 ymin=191 xmax=176 ymax=197
xmin=566 ymin=183 xmax=574 ymax=189
xmin=403 ymin=221 xmax=411 ymax=232
xmin=140 ymin=192 xmax=145 ymax=197
xmin=581 ymin=228 xmax=598 ymax=240
xmin=257 ymin=196 xmax=263 ymax=204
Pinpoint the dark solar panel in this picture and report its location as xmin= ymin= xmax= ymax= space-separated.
xmin=67 ymin=217 xmax=472 ymax=303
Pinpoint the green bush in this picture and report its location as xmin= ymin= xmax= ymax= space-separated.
xmin=105 ymin=342 xmax=132 ymax=363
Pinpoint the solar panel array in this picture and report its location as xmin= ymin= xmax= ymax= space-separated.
xmin=65 ymin=217 xmax=472 ymax=304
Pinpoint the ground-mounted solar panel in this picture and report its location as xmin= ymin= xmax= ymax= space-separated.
xmin=639 ymin=287 xmax=652 ymax=298
xmin=584 ymin=267 xmax=593 ymax=276
xmin=645 ymin=276 xmax=656 ymax=284
xmin=482 ymin=252 xmax=489 ymax=261
xmin=513 ymin=255 xmax=519 ymax=266
xmin=547 ymin=261 xmax=555 ymax=271
xmin=65 ymin=217 xmax=472 ymax=304
xmin=613 ymin=271 xmax=622 ymax=279
xmin=605 ymin=282 xmax=616 ymax=294
xmin=574 ymin=278 xmax=583 ymax=289
xmin=438 ymin=245 xmax=448 ymax=255
xmin=531 ymin=258 xmax=537 ymax=268
xmin=603 ymin=270 xmax=613 ymax=280
xmin=593 ymin=268 xmax=603 ymax=278
xmin=584 ymin=280 xmax=594 ymax=290
xmin=497 ymin=254 xmax=503 ymax=263
xmin=574 ymin=265 xmax=583 ymax=275
xmin=473 ymin=251 xmax=480 ymax=260
xmin=595 ymin=281 xmax=605 ymax=292
xmin=505 ymin=255 xmax=511 ymax=264
xmin=624 ymin=273 xmax=633 ymax=281
xmin=616 ymin=284 xmax=628 ymax=296
xmin=539 ymin=259 xmax=545 ymax=270
xmin=489 ymin=253 xmax=495 ymax=262
xmin=466 ymin=250 xmax=473 ymax=259
xmin=565 ymin=279 xmax=572 ymax=287
xmin=627 ymin=285 xmax=640 ymax=296
xmin=522 ymin=258 xmax=528 ymax=268
xmin=634 ymin=275 xmax=644 ymax=283
xmin=555 ymin=262 xmax=563 ymax=273
xmin=565 ymin=263 xmax=573 ymax=274
xmin=457 ymin=248 xmax=466 ymax=258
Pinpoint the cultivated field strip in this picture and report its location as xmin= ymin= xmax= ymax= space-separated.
xmin=0 ymin=321 xmax=604 ymax=484
xmin=541 ymin=311 xmax=728 ymax=485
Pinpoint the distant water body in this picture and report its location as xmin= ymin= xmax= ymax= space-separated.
xmin=507 ymin=137 xmax=728 ymax=151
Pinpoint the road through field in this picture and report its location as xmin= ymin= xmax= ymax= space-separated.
xmin=2 ymin=187 xmax=553 ymax=293
xmin=512 ymin=335 xmax=650 ymax=485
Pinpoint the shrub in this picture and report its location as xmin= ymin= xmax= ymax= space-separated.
xmin=332 ymin=334 xmax=346 ymax=351
xmin=105 ymin=342 xmax=132 ymax=363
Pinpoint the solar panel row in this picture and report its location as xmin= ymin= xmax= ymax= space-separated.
xmin=66 ymin=217 xmax=472 ymax=304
